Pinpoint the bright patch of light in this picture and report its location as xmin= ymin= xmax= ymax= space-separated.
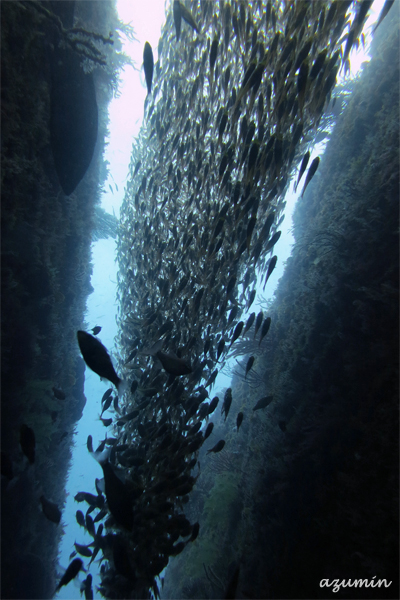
xmin=340 ymin=0 xmax=386 ymax=78
xmin=101 ymin=0 xmax=167 ymax=218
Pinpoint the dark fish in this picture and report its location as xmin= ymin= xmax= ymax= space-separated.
xmin=74 ymin=491 xmax=103 ymax=508
xmin=310 ymin=49 xmax=327 ymax=80
xmin=52 ymin=386 xmax=66 ymax=400
xmin=20 ymin=424 xmax=35 ymax=464
xmin=40 ymin=495 xmax=61 ymax=525
xmin=190 ymin=522 xmax=200 ymax=541
xmin=210 ymin=37 xmax=219 ymax=72
xmin=158 ymin=320 xmax=174 ymax=337
xmin=278 ymin=420 xmax=287 ymax=432
xmin=76 ymin=510 xmax=86 ymax=527
xmin=55 ymin=558 xmax=84 ymax=592
xmin=253 ymin=395 xmax=274 ymax=411
xmin=247 ymin=141 xmax=260 ymax=173
xmin=170 ymin=541 xmax=186 ymax=555
xmin=180 ymin=2 xmax=200 ymax=33
xmin=228 ymin=306 xmax=238 ymax=325
xmin=222 ymin=388 xmax=232 ymax=421
xmin=125 ymin=348 xmax=137 ymax=363
xmin=243 ymin=312 xmax=255 ymax=335
xmin=204 ymin=422 xmax=214 ymax=439
xmin=93 ymin=507 xmax=108 ymax=523
xmin=260 ymin=212 xmax=275 ymax=241
xmin=354 ymin=0 xmax=374 ymax=30
xmin=373 ymin=0 xmax=395 ymax=33
xmin=87 ymin=435 xmax=93 ymax=453
xmin=247 ymin=289 xmax=256 ymax=310
xmin=81 ymin=574 xmax=93 ymax=600
xmin=75 ymin=542 xmax=93 ymax=557
xmin=236 ymin=412 xmax=244 ymax=432
xmin=295 ymin=151 xmax=310 ymax=192
xmin=156 ymin=351 xmax=192 ymax=376
xmin=246 ymin=216 xmax=257 ymax=252
xmin=226 ymin=275 xmax=237 ymax=297
xmin=265 ymin=256 xmax=277 ymax=285
xmin=86 ymin=513 xmax=96 ymax=537
xmin=188 ymin=421 xmax=202 ymax=435
xmin=217 ymin=338 xmax=225 ymax=361
xmin=254 ymin=311 xmax=263 ymax=339
xmin=100 ymin=417 xmax=113 ymax=427
xmin=208 ymin=396 xmax=219 ymax=414
xmin=218 ymin=112 xmax=228 ymax=144
xmin=77 ymin=331 xmax=126 ymax=397
xmin=206 ymin=439 xmax=225 ymax=454
xmin=95 ymin=441 xmax=107 ymax=456
xmin=300 ymin=156 xmax=320 ymax=197
xmin=297 ymin=60 xmax=309 ymax=113
xmin=173 ymin=0 xmax=182 ymax=40
xmin=295 ymin=40 xmax=313 ymax=71
xmin=265 ymin=230 xmax=281 ymax=252
xmin=229 ymin=321 xmax=244 ymax=348
xmin=101 ymin=388 xmax=113 ymax=403
xmin=203 ymin=339 xmax=211 ymax=357
xmin=101 ymin=395 xmax=113 ymax=416
xmin=245 ymin=356 xmax=255 ymax=378
xmin=205 ymin=368 xmax=218 ymax=388
xmin=91 ymin=326 xmax=101 ymax=335
xmin=95 ymin=455 xmax=134 ymax=530
xmin=143 ymin=42 xmax=154 ymax=95
xmin=259 ymin=317 xmax=271 ymax=346
xmin=117 ymin=408 xmax=140 ymax=424
xmin=104 ymin=437 xmax=118 ymax=446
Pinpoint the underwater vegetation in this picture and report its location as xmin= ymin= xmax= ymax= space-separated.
xmin=162 ymin=7 xmax=399 ymax=599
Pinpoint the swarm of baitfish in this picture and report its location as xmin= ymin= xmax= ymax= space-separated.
xmin=72 ymin=1 xmax=383 ymax=598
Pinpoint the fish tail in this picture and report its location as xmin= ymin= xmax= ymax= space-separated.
xmin=92 ymin=447 xmax=111 ymax=465
xmin=117 ymin=379 xmax=128 ymax=398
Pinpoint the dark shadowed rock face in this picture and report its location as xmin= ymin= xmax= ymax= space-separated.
xmin=50 ymin=0 xmax=75 ymax=28
xmin=50 ymin=46 xmax=98 ymax=195
xmin=2 ymin=553 xmax=53 ymax=599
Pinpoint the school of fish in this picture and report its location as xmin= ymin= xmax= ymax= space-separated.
xmin=64 ymin=1 xmax=391 ymax=598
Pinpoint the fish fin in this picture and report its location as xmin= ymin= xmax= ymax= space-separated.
xmin=92 ymin=447 xmax=111 ymax=465
xmin=73 ymin=576 xmax=84 ymax=589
